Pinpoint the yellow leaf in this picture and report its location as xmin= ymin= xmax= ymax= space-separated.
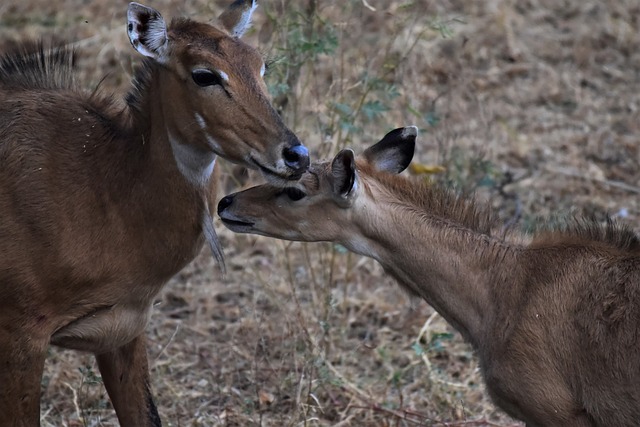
xmin=409 ymin=163 xmax=446 ymax=175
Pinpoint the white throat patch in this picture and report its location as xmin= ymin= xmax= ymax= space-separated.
xmin=168 ymin=132 xmax=216 ymax=187
xmin=195 ymin=113 xmax=206 ymax=130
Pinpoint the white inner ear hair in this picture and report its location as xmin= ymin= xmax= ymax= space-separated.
xmin=231 ymin=1 xmax=259 ymax=37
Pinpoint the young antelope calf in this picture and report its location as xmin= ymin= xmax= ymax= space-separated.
xmin=218 ymin=127 xmax=640 ymax=427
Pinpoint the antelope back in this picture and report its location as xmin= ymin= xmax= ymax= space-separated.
xmin=127 ymin=1 xmax=309 ymax=185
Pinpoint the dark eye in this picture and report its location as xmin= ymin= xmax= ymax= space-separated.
xmin=191 ymin=69 xmax=224 ymax=87
xmin=283 ymin=187 xmax=306 ymax=201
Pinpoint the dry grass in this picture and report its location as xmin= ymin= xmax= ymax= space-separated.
xmin=2 ymin=0 xmax=639 ymax=425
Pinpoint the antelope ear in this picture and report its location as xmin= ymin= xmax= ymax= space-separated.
xmin=363 ymin=126 xmax=417 ymax=174
xmin=127 ymin=3 xmax=168 ymax=61
xmin=218 ymin=0 xmax=258 ymax=38
xmin=330 ymin=149 xmax=357 ymax=204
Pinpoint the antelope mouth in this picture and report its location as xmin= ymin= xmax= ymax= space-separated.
xmin=219 ymin=214 xmax=255 ymax=231
xmin=249 ymin=157 xmax=303 ymax=182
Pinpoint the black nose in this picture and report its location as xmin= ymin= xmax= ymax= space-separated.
xmin=217 ymin=195 xmax=234 ymax=215
xmin=282 ymin=144 xmax=310 ymax=174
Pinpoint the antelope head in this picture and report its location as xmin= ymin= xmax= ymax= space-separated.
xmin=127 ymin=1 xmax=309 ymax=184
xmin=217 ymin=126 xmax=417 ymax=244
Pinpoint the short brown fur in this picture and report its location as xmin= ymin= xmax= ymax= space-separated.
xmin=219 ymin=127 xmax=640 ymax=427
xmin=0 ymin=1 xmax=308 ymax=426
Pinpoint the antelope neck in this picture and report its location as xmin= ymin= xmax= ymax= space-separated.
xmin=167 ymin=131 xmax=217 ymax=188
xmin=347 ymin=191 xmax=519 ymax=346
xmin=137 ymin=65 xmax=217 ymax=190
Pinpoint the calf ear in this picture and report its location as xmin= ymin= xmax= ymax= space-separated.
xmin=218 ymin=0 xmax=258 ymax=37
xmin=363 ymin=126 xmax=417 ymax=174
xmin=127 ymin=3 xmax=168 ymax=61
xmin=330 ymin=149 xmax=357 ymax=205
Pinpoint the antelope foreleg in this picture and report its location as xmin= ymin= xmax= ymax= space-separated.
xmin=96 ymin=334 xmax=161 ymax=427
xmin=0 ymin=332 xmax=47 ymax=427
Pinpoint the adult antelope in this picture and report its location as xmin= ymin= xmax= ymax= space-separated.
xmin=0 ymin=1 xmax=309 ymax=425
xmin=218 ymin=127 xmax=640 ymax=427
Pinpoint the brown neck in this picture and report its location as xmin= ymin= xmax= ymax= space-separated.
xmin=127 ymin=63 xmax=215 ymax=188
xmin=343 ymin=178 xmax=523 ymax=347
xmin=86 ymin=66 xmax=217 ymax=281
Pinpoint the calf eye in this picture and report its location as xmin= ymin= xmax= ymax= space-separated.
xmin=283 ymin=187 xmax=306 ymax=201
xmin=192 ymin=69 xmax=224 ymax=87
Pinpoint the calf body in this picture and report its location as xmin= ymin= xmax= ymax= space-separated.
xmin=218 ymin=127 xmax=640 ymax=426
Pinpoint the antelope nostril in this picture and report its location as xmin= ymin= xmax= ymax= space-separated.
xmin=217 ymin=195 xmax=234 ymax=215
xmin=282 ymin=144 xmax=310 ymax=173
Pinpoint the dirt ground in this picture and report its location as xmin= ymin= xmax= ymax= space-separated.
xmin=1 ymin=0 xmax=639 ymax=426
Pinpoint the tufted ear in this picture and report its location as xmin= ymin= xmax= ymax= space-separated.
xmin=363 ymin=126 xmax=417 ymax=174
xmin=127 ymin=2 xmax=169 ymax=62
xmin=218 ymin=0 xmax=258 ymax=38
xmin=330 ymin=149 xmax=357 ymax=206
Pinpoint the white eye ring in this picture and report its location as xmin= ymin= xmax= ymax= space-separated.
xmin=260 ymin=63 xmax=266 ymax=77
xmin=218 ymin=70 xmax=229 ymax=83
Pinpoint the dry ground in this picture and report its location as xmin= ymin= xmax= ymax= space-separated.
xmin=1 ymin=0 xmax=639 ymax=425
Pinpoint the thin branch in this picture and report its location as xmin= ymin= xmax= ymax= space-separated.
xmin=548 ymin=166 xmax=640 ymax=195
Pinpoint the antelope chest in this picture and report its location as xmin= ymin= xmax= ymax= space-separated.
xmin=50 ymin=301 xmax=153 ymax=354
xmin=48 ymin=227 xmax=208 ymax=354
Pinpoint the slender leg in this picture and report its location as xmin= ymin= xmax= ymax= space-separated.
xmin=0 ymin=331 xmax=47 ymax=427
xmin=96 ymin=334 xmax=161 ymax=427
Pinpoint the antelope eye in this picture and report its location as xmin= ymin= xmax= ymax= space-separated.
xmin=283 ymin=187 xmax=306 ymax=201
xmin=191 ymin=69 xmax=224 ymax=87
